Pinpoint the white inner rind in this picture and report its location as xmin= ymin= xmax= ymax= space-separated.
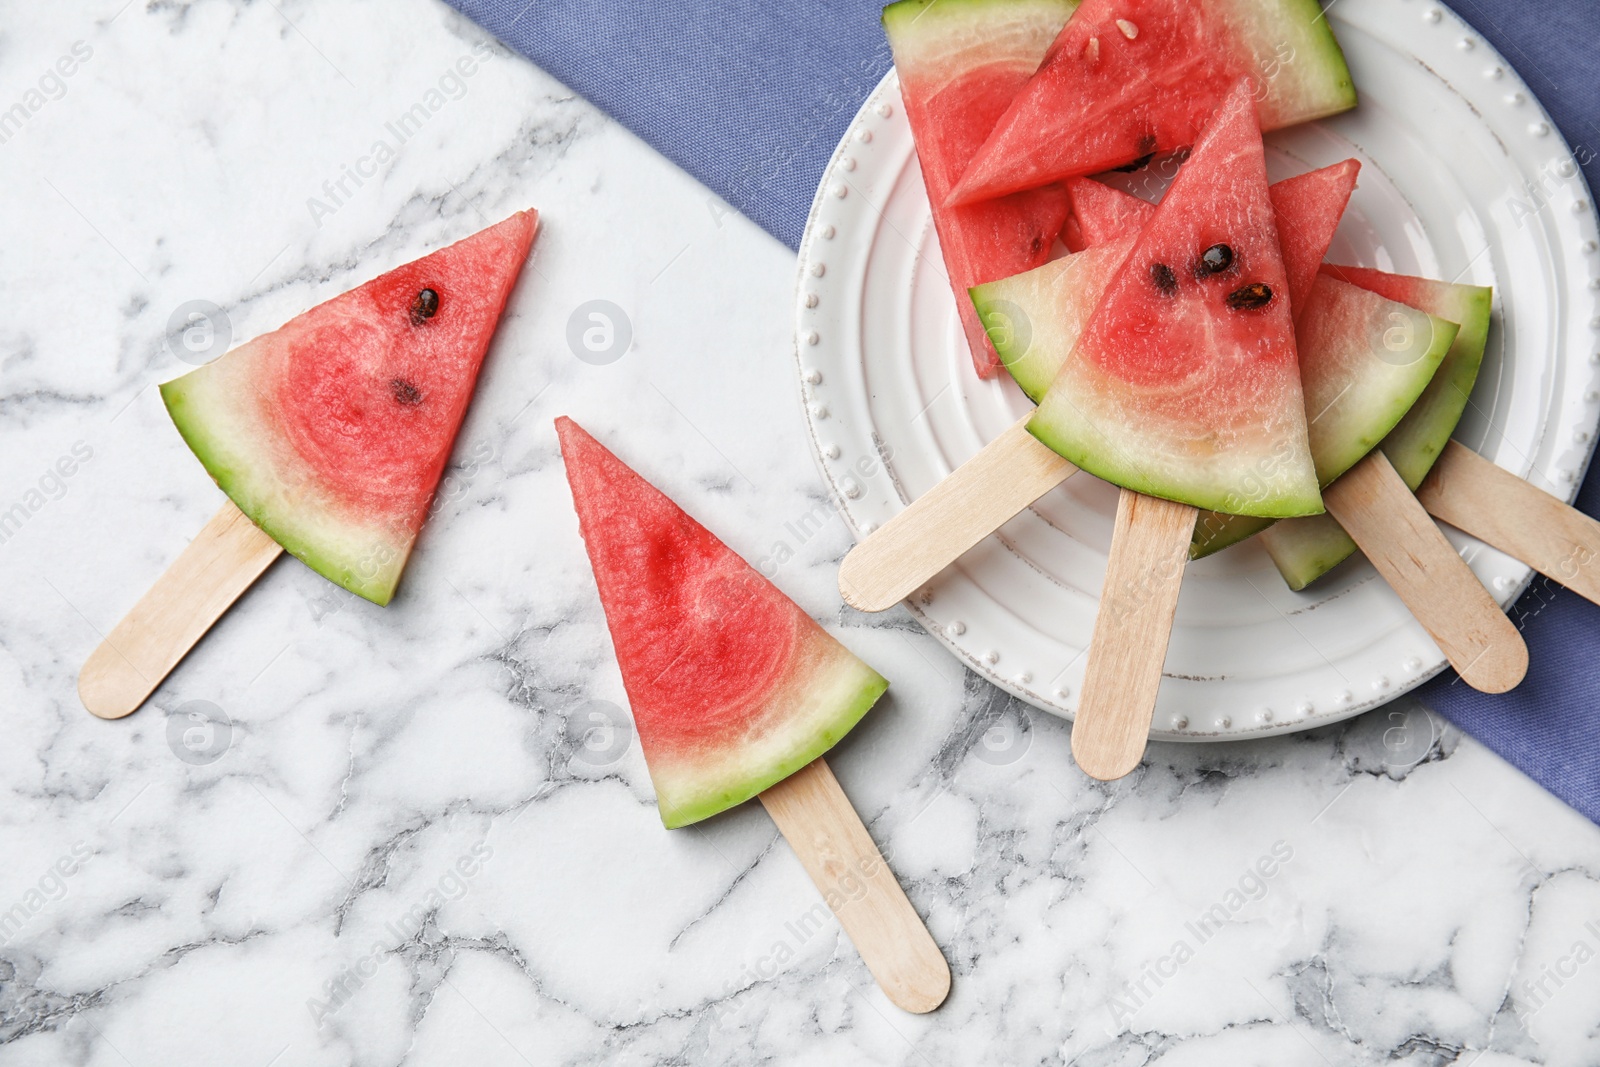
xmin=646 ymin=633 xmax=887 ymax=829
xmin=162 ymin=336 xmax=411 ymax=603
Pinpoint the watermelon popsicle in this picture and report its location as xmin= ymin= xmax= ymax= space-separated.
xmin=1062 ymin=195 xmax=1532 ymax=682
xmin=555 ymin=417 xmax=950 ymax=1014
xmin=1026 ymin=82 xmax=1324 ymax=777
xmin=845 ymin=164 xmax=1536 ymax=690
xmin=78 ymin=211 xmax=539 ymax=719
xmin=837 ymin=159 xmax=1362 ymax=612
xmin=1260 ymin=266 xmax=1494 ymax=587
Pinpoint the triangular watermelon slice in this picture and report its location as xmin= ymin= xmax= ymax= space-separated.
xmin=1052 ymin=162 xmax=1363 ymax=555
xmin=884 ymin=0 xmax=1076 ymax=378
xmin=160 ymin=210 xmax=538 ymax=606
xmin=1055 ymin=161 xmax=1359 ymax=322
xmin=973 ymin=233 xmax=1135 ymax=401
xmin=1061 ymin=172 xmax=1475 ymax=566
xmin=980 ymin=157 xmax=1448 ymax=555
xmin=1063 ymin=177 xmax=1154 ymax=252
xmin=1026 ymin=83 xmax=1321 ymax=518
xmin=555 ymin=418 xmax=888 ymax=829
xmin=948 ymin=0 xmax=1356 ymax=203
xmin=1259 ymin=268 xmax=1493 ymax=588
xmin=1268 ymin=160 xmax=1360 ymax=314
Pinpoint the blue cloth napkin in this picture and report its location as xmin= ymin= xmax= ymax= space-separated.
xmin=446 ymin=0 xmax=1600 ymax=823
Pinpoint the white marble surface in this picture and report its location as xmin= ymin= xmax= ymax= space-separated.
xmin=2 ymin=1 xmax=1600 ymax=1064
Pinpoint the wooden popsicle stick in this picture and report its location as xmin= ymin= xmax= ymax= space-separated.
xmin=1418 ymin=439 xmax=1600 ymax=607
xmin=1071 ymin=490 xmax=1196 ymax=781
xmin=78 ymin=499 xmax=283 ymax=719
xmin=759 ymin=757 xmax=950 ymax=1013
xmin=838 ymin=415 xmax=1077 ymax=612
xmin=1323 ymin=450 xmax=1526 ymax=693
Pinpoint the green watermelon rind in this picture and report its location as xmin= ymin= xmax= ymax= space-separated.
xmin=1304 ymin=309 xmax=1459 ymax=487
xmin=1379 ymin=284 xmax=1494 ymax=488
xmin=1190 ymin=512 xmax=1275 ymax=559
xmin=1214 ymin=0 xmax=1357 ymax=130
xmin=1189 ymin=300 xmax=1457 ymax=560
xmin=1260 ymin=281 xmax=1494 ymax=589
xmin=970 ymin=237 xmax=1131 ymax=403
xmin=1260 ymin=509 xmax=1363 ymax=590
xmin=161 ymin=367 xmax=408 ymax=605
xmin=1027 ymin=399 xmax=1325 ymax=518
xmin=948 ymin=0 xmax=1357 ymax=203
xmin=882 ymin=0 xmax=1080 ymax=71
xmin=652 ymin=655 xmax=889 ymax=829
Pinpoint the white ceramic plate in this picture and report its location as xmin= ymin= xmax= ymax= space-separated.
xmin=793 ymin=0 xmax=1600 ymax=740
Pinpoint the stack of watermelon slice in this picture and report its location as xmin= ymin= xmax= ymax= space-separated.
xmin=885 ymin=0 xmax=1357 ymax=379
xmin=886 ymin=0 xmax=1493 ymax=592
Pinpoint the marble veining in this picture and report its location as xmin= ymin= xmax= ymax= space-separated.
xmin=1 ymin=1 xmax=1599 ymax=1064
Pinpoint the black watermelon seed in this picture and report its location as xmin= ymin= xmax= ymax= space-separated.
xmin=390 ymin=377 xmax=424 ymax=405
xmin=1114 ymin=133 xmax=1159 ymax=170
xmin=1197 ymin=244 xmax=1234 ymax=275
xmin=409 ymin=288 xmax=440 ymax=325
xmin=1225 ymin=282 xmax=1274 ymax=310
xmin=1149 ymin=262 xmax=1178 ymax=295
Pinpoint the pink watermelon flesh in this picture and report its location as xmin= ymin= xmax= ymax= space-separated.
xmin=1066 ymin=159 xmax=1359 ymax=322
xmin=555 ymin=417 xmax=887 ymax=829
xmin=1064 ymin=176 xmax=1154 ymax=251
xmin=1062 ymin=163 xmax=1446 ymax=555
xmin=884 ymin=0 xmax=1076 ymax=378
xmin=1061 ymin=213 xmax=1087 ymax=254
xmin=949 ymin=0 xmax=1357 ymax=203
xmin=1268 ymin=160 xmax=1359 ymax=315
xmin=161 ymin=211 xmax=538 ymax=605
xmin=1027 ymin=83 xmax=1321 ymax=518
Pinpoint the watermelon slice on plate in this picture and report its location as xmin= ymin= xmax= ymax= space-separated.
xmin=972 ymin=233 xmax=1134 ymax=401
xmin=883 ymin=0 xmax=1077 ymax=378
xmin=1193 ymin=274 xmax=1457 ymax=556
xmin=556 ymin=417 xmax=888 ymax=829
xmin=949 ymin=0 xmax=1357 ymax=204
xmin=161 ymin=210 xmax=538 ymax=606
xmin=1259 ymin=268 xmax=1493 ymax=588
xmin=979 ymin=160 xmax=1421 ymax=554
xmin=1025 ymin=84 xmax=1321 ymax=518
xmin=1063 ymin=176 xmax=1153 ymax=252
xmin=1052 ymin=160 xmax=1359 ymax=322
xmin=1270 ymin=160 xmax=1360 ymax=315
